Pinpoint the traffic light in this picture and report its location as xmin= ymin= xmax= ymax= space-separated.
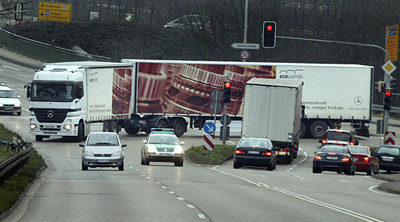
xmin=390 ymin=77 xmax=398 ymax=92
xmin=262 ymin=21 xmax=276 ymax=48
xmin=223 ymin=80 xmax=231 ymax=103
xmin=376 ymin=81 xmax=385 ymax=93
xmin=15 ymin=2 xmax=23 ymax=21
xmin=384 ymin=90 xmax=392 ymax=110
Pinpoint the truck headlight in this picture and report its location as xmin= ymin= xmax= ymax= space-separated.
xmin=64 ymin=124 xmax=72 ymax=130
xmin=30 ymin=123 xmax=37 ymax=130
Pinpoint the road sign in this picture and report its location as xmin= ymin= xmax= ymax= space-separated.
xmin=386 ymin=25 xmax=398 ymax=62
xmin=204 ymin=122 xmax=216 ymax=135
xmin=382 ymin=61 xmax=396 ymax=75
xmin=219 ymin=114 xmax=231 ymax=125
xmin=210 ymin=101 xmax=222 ymax=113
xmin=203 ymin=134 xmax=215 ymax=150
xmin=384 ymin=131 xmax=396 ymax=145
xmin=240 ymin=50 xmax=250 ymax=60
xmin=231 ymin=43 xmax=260 ymax=50
xmin=211 ymin=89 xmax=222 ymax=101
xmin=38 ymin=2 xmax=71 ymax=23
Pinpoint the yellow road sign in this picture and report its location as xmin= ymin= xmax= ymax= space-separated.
xmin=38 ymin=2 xmax=71 ymax=23
xmin=386 ymin=25 xmax=398 ymax=62
xmin=382 ymin=61 xmax=396 ymax=75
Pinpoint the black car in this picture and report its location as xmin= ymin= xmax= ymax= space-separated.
xmin=319 ymin=129 xmax=359 ymax=147
xmin=233 ymin=137 xmax=276 ymax=171
xmin=375 ymin=145 xmax=400 ymax=173
xmin=313 ymin=145 xmax=356 ymax=175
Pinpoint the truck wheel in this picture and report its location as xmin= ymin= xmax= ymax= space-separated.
xmin=35 ymin=135 xmax=43 ymax=142
xmin=173 ymin=119 xmax=186 ymax=137
xmin=110 ymin=121 xmax=118 ymax=132
xmin=309 ymin=121 xmax=328 ymax=139
xmin=157 ymin=120 xmax=168 ymax=128
xmin=76 ymin=122 xmax=85 ymax=142
xmin=125 ymin=123 xmax=139 ymax=135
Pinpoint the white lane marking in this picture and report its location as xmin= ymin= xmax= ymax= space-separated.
xmin=22 ymin=107 xmax=29 ymax=112
xmin=2 ymin=65 xmax=20 ymax=71
xmin=161 ymin=185 xmax=167 ymax=189
xmin=169 ymin=191 xmax=175 ymax=194
xmin=0 ymin=69 xmax=4 ymax=71
xmin=368 ymin=185 xmax=398 ymax=197
xmin=286 ymin=148 xmax=307 ymax=180
xmin=146 ymin=176 xmax=151 ymax=180
xmin=187 ymin=204 xmax=195 ymax=209
xmin=177 ymin=197 xmax=184 ymax=200
xmin=156 ymin=181 xmax=160 ymax=184
xmin=129 ymin=166 xmax=133 ymax=169
xmin=197 ymin=214 xmax=206 ymax=219
xmin=211 ymin=166 xmax=383 ymax=222
xmin=15 ymin=73 xmax=29 ymax=78
xmin=141 ymin=174 xmax=145 ymax=177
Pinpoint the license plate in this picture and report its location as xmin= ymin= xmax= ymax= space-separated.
xmin=5 ymin=107 xmax=14 ymax=110
xmin=326 ymin=156 xmax=338 ymax=160
xmin=96 ymin=159 xmax=109 ymax=163
xmin=247 ymin=151 xmax=260 ymax=154
xmin=278 ymin=151 xmax=287 ymax=155
xmin=160 ymin=153 xmax=173 ymax=156
xmin=45 ymin=125 xmax=57 ymax=128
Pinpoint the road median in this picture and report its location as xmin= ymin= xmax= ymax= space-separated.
xmin=185 ymin=144 xmax=234 ymax=164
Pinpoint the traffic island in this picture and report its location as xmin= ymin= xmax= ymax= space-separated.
xmin=185 ymin=145 xmax=234 ymax=164
xmin=373 ymin=173 xmax=400 ymax=195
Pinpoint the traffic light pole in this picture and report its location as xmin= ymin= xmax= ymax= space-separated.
xmin=277 ymin=35 xmax=392 ymax=135
xmin=222 ymin=103 xmax=227 ymax=145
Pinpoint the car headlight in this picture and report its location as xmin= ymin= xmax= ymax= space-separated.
xmin=112 ymin=151 xmax=122 ymax=157
xmin=0 ymin=104 xmax=3 ymax=107
xmin=15 ymin=103 xmax=21 ymax=107
xmin=84 ymin=151 xmax=94 ymax=157
xmin=30 ymin=123 xmax=37 ymax=130
xmin=148 ymin=146 xmax=157 ymax=154
xmin=174 ymin=146 xmax=184 ymax=155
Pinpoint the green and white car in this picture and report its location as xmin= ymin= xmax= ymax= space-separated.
xmin=141 ymin=128 xmax=184 ymax=166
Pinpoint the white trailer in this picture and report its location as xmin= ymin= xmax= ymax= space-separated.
xmin=242 ymin=78 xmax=303 ymax=163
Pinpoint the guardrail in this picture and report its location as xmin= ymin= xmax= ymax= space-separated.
xmin=0 ymin=139 xmax=32 ymax=183
xmin=372 ymin=104 xmax=400 ymax=113
xmin=0 ymin=28 xmax=110 ymax=62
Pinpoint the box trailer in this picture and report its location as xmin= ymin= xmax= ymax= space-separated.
xmin=242 ymin=78 xmax=303 ymax=163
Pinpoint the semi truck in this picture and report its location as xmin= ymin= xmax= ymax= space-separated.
xmin=27 ymin=60 xmax=373 ymax=141
xmin=241 ymin=78 xmax=303 ymax=163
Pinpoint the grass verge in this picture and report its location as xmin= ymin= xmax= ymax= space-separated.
xmin=0 ymin=124 xmax=19 ymax=162
xmin=185 ymin=144 xmax=234 ymax=163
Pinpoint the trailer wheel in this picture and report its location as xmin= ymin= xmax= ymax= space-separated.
xmin=125 ymin=122 xmax=139 ymax=135
xmin=110 ymin=120 xmax=118 ymax=132
xmin=299 ymin=122 xmax=307 ymax=138
xmin=173 ymin=119 xmax=186 ymax=137
xmin=309 ymin=121 xmax=328 ymax=139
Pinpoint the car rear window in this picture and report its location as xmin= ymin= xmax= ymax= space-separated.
xmin=321 ymin=146 xmax=348 ymax=154
xmin=347 ymin=147 xmax=369 ymax=154
xmin=377 ymin=147 xmax=400 ymax=156
xmin=326 ymin=131 xmax=351 ymax=141
xmin=238 ymin=139 xmax=270 ymax=148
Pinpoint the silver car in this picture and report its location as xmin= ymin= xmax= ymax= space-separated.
xmin=80 ymin=132 xmax=126 ymax=171
xmin=0 ymin=85 xmax=22 ymax=115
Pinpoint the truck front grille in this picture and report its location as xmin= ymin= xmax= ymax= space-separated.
xmin=31 ymin=108 xmax=69 ymax=123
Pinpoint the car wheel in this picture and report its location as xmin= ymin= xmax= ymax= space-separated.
xmin=17 ymin=111 xmax=21 ymax=116
xmin=337 ymin=170 xmax=342 ymax=174
xmin=367 ymin=165 xmax=372 ymax=175
xmin=286 ymin=152 xmax=294 ymax=164
xmin=82 ymin=161 xmax=88 ymax=171
xmin=351 ymin=166 xmax=356 ymax=175
xmin=309 ymin=121 xmax=328 ymax=139
xmin=76 ymin=122 xmax=85 ymax=142
xmin=386 ymin=169 xmax=392 ymax=174
xmin=233 ymin=160 xmax=241 ymax=169
xmin=174 ymin=159 xmax=183 ymax=167
xmin=141 ymin=156 xmax=144 ymax=165
xmin=35 ymin=135 xmax=43 ymax=142
xmin=119 ymin=161 xmax=124 ymax=171
xmin=267 ymin=160 xmax=275 ymax=171
xmin=144 ymin=157 xmax=150 ymax=165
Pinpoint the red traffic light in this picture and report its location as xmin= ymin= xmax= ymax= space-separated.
xmin=266 ymin=25 xmax=273 ymax=31
xmin=385 ymin=90 xmax=392 ymax=96
xmin=224 ymin=82 xmax=231 ymax=88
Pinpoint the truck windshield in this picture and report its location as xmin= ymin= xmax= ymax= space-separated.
xmin=30 ymin=81 xmax=75 ymax=102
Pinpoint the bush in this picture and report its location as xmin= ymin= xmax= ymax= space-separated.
xmin=185 ymin=144 xmax=234 ymax=163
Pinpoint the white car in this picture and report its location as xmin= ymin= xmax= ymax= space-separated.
xmin=80 ymin=132 xmax=126 ymax=171
xmin=0 ymin=85 xmax=22 ymax=115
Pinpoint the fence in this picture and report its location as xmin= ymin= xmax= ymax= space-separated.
xmin=0 ymin=28 xmax=110 ymax=62
xmin=0 ymin=138 xmax=32 ymax=183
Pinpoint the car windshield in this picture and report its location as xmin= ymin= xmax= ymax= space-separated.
xmin=326 ymin=131 xmax=351 ymax=141
xmin=30 ymin=81 xmax=75 ymax=102
xmin=347 ymin=147 xmax=369 ymax=154
xmin=238 ymin=139 xmax=270 ymax=148
xmin=321 ymin=146 xmax=348 ymax=154
xmin=87 ymin=134 xmax=119 ymax=146
xmin=377 ymin=147 xmax=400 ymax=156
xmin=0 ymin=90 xmax=17 ymax=98
xmin=148 ymin=135 xmax=179 ymax=145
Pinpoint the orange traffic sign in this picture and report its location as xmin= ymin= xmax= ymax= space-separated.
xmin=38 ymin=2 xmax=71 ymax=23
xmin=386 ymin=25 xmax=398 ymax=62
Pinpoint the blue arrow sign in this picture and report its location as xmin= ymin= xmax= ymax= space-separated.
xmin=204 ymin=122 xmax=216 ymax=135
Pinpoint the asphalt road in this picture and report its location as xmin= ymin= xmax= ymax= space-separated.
xmin=1 ymin=60 xmax=400 ymax=222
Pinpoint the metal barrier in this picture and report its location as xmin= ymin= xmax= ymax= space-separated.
xmin=0 ymin=139 xmax=32 ymax=183
xmin=0 ymin=28 xmax=110 ymax=62
xmin=372 ymin=104 xmax=400 ymax=113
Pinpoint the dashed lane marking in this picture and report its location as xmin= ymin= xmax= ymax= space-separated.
xmin=2 ymin=65 xmax=20 ymax=71
xmin=197 ymin=214 xmax=206 ymax=219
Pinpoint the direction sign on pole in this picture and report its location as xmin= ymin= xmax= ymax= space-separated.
xmin=38 ymin=1 xmax=72 ymax=23
xmin=386 ymin=25 xmax=399 ymax=62
xmin=384 ymin=131 xmax=396 ymax=145
xmin=204 ymin=122 xmax=216 ymax=135
xmin=231 ymin=43 xmax=260 ymax=50
xmin=203 ymin=134 xmax=215 ymax=150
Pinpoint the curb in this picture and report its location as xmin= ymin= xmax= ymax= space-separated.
xmin=0 ymin=47 xmax=43 ymax=70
